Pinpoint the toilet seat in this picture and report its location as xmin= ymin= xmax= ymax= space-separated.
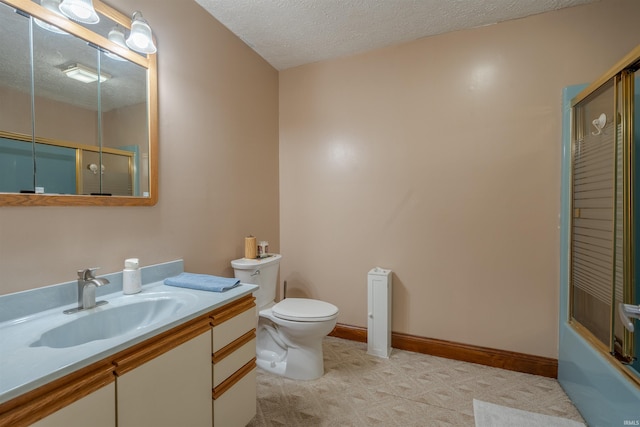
xmin=272 ymin=298 xmax=338 ymax=322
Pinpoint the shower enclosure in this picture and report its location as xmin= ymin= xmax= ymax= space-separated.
xmin=570 ymin=72 xmax=640 ymax=369
xmin=560 ymin=44 xmax=640 ymax=427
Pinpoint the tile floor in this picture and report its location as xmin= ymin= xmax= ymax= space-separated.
xmin=247 ymin=336 xmax=585 ymax=426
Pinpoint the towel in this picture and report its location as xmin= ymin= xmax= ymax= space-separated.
xmin=164 ymin=273 xmax=240 ymax=292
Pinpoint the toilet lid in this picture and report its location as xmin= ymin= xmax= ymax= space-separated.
xmin=272 ymin=298 xmax=339 ymax=322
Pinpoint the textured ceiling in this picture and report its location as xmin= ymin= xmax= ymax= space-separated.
xmin=195 ymin=0 xmax=598 ymax=70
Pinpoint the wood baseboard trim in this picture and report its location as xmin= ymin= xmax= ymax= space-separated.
xmin=329 ymin=323 xmax=558 ymax=378
xmin=330 ymin=323 xmax=368 ymax=343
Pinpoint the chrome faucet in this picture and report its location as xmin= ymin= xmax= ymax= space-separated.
xmin=64 ymin=268 xmax=110 ymax=314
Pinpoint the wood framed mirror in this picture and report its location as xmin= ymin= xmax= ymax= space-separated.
xmin=0 ymin=0 xmax=157 ymax=206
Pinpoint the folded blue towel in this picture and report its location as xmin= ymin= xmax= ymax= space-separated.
xmin=164 ymin=273 xmax=240 ymax=292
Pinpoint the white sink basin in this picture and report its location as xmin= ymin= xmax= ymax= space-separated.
xmin=31 ymin=296 xmax=192 ymax=348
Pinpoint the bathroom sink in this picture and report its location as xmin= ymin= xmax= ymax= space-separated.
xmin=31 ymin=297 xmax=189 ymax=348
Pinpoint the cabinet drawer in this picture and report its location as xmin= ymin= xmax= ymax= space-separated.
xmin=212 ymin=307 xmax=255 ymax=353
xmin=213 ymin=337 xmax=256 ymax=388
xmin=213 ymin=368 xmax=257 ymax=427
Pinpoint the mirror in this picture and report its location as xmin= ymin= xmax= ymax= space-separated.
xmin=0 ymin=0 xmax=157 ymax=206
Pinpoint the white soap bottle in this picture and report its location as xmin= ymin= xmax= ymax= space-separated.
xmin=123 ymin=258 xmax=142 ymax=294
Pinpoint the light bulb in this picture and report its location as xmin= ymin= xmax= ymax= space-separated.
xmin=59 ymin=0 xmax=99 ymax=24
xmin=125 ymin=11 xmax=156 ymax=54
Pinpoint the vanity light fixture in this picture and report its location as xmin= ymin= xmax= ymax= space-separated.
xmin=59 ymin=0 xmax=99 ymax=24
xmin=63 ymin=63 xmax=111 ymax=83
xmin=34 ymin=0 xmax=67 ymax=34
xmin=126 ymin=11 xmax=156 ymax=54
xmin=105 ymin=26 xmax=128 ymax=61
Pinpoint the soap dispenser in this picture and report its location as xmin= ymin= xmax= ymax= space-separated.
xmin=123 ymin=258 xmax=142 ymax=294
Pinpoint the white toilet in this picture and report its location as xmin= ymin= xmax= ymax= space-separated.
xmin=231 ymin=253 xmax=339 ymax=380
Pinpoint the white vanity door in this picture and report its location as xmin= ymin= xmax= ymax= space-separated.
xmin=32 ymin=383 xmax=115 ymax=427
xmin=117 ymin=330 xmax=213 ymax=427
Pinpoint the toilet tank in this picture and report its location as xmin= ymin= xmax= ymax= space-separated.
xmin=231 ymin=254 xmax=282 ymax=310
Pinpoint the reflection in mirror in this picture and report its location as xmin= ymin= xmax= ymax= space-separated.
xmin=33 ymin=15 xmax=100 ymax=194
xmin=99 ymin=47 xmax=149 ymax=196
xmin=0 ymin=2 xmax=34 ymax=193
xmin=0 ymin=0 xmax=157 ymax=205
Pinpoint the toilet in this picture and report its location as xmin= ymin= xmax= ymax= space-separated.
xmin=231 ymin=253 xmax=338 ymax=380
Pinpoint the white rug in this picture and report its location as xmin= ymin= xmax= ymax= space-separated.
xmin=473 ymin=399 xmax=586 ymax=427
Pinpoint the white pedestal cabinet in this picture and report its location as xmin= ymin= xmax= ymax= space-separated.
xmin=367 ymin=267 xmax=393 ymax=358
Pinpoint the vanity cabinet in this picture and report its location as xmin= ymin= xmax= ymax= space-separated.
xmin=0 ymin=295 xmax=257 ymax=427
xmin=211 ymin=295 xmax=257 ymax=427
xmin=114 ymin=295 xmax=257 ymax=427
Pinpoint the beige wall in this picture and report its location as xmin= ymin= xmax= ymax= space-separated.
xmin=0 ymin=0 xmax=279 ymax=294
xmin=279 ymin=0 xmax=640 ymax=358
xmin=104 ymin=103 xmax=147 ymax=151
xmin=104 ymin=103 xmax=149 ymax=194
xmin=3 ymin=0 xmax=640 ymax=361
xmin=0 ymin=85 xmax=147 ymax=151
xmin=0 ymin=85 xmax=98 ymax=145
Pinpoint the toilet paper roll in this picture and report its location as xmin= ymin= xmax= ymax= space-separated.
xmin=245 ymin=236 xmax=257 ymax=259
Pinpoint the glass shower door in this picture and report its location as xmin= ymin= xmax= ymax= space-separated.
xmin=571 ymin=70 xmax=639 ymax=377
xmin=570 ymin=79 xmax=617 ymax=350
